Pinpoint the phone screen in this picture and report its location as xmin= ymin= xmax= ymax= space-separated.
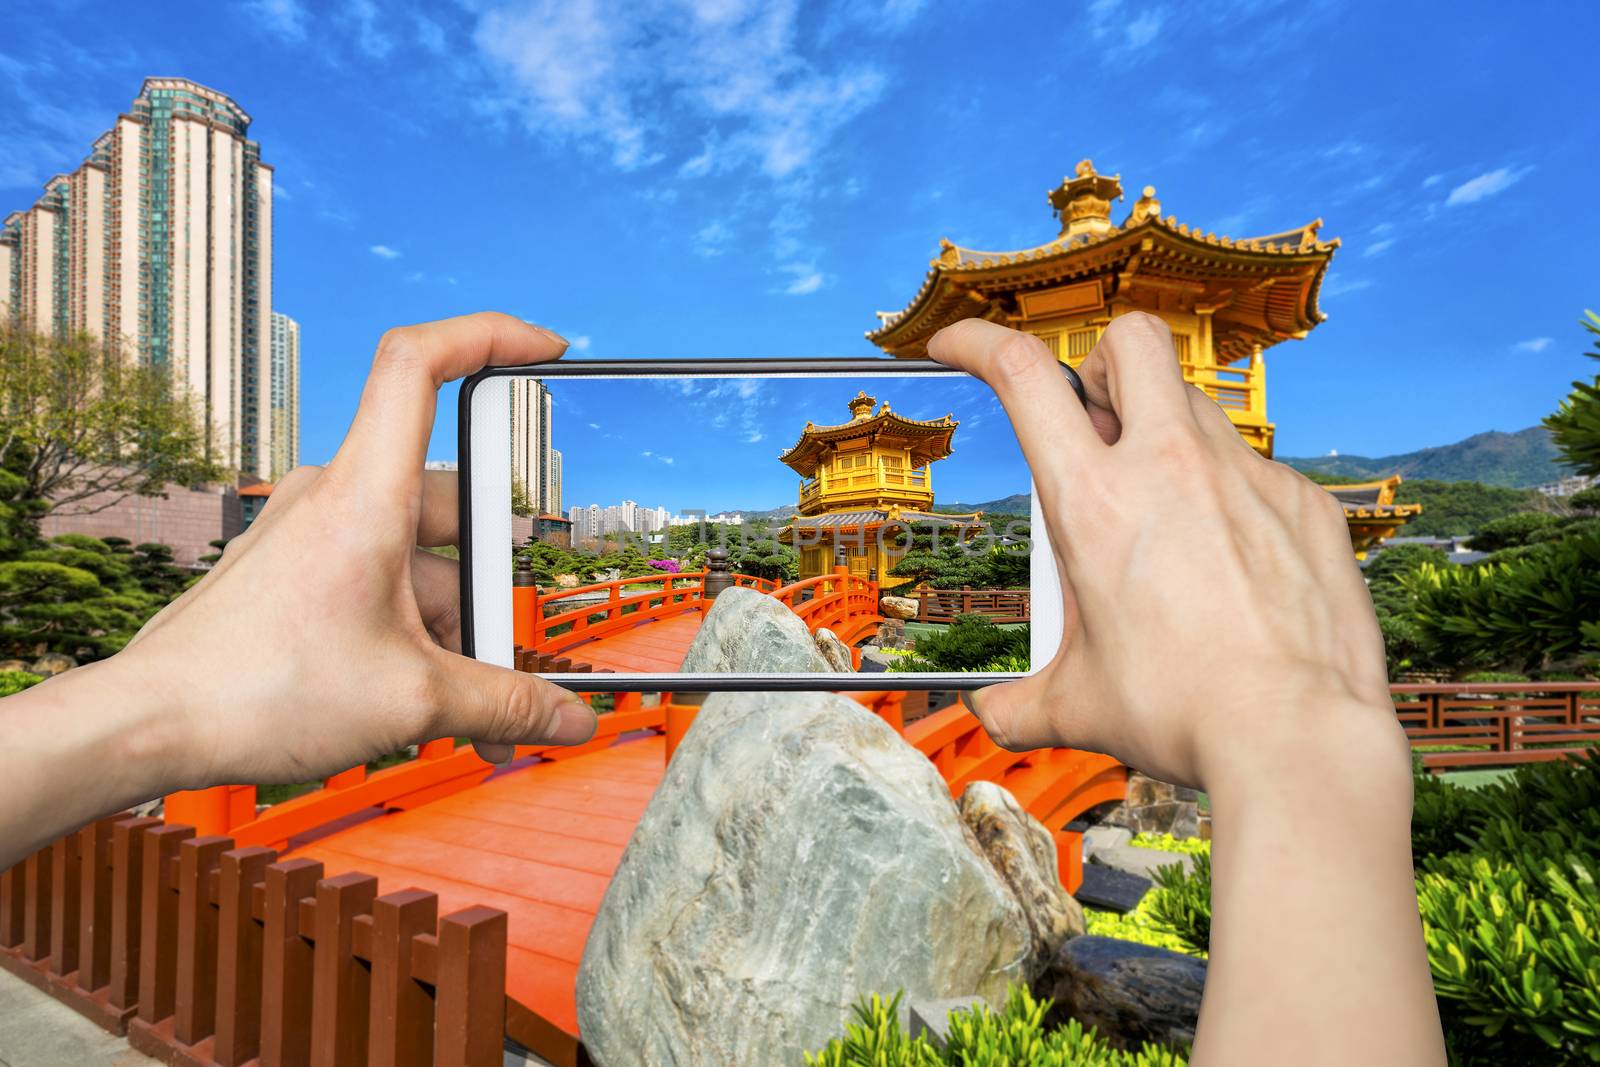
xmin=469 ymin=368 xmax=1049 ymax=682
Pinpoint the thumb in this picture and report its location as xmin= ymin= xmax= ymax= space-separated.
xmin=428 ymin=654 xmax=598 ymax=764
xmin=961 ymin=670 xmax=1064 ymax=752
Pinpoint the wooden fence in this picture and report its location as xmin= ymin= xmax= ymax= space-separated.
xmin=1395 ymin=682 xmax=1600 ymax=770
xmin=914 ymin=587 xmax=1030 ymax=624
xmin=0 ymin=816 xmax=506 ymax=1067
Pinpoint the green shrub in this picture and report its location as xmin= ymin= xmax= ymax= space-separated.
xmin=1142 ymin=853 xmax=1212 ymax=957
xmin=1084 ymin=907 xmax=1203 ymax=957
xmin=0 ymin=669 xmax=42 ymax=697
xmin=1570 ymin=486 xmax=1600 ymax=516
xmin=1410 ymin=773 xmax=1488 ymax=859
xmin=1129 ymin=833 xmax=1210 ymax=857
xmin=1465 ymin=512 xmax=1561 ymax=552
xmin=894 ymin=616 xmax=1028 ymax=673
xmin=1544 ymin=310 xmax=1600 ymax=478
xmin=1460 ymin=670 xmax=1531 ymax=683
xmin=804 ymin=985 xmax=1188 ymax=1067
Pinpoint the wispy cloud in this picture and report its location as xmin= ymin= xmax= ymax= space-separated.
xmin=1446 ymin=166 xmax=1533 ymax=207
xmin=369 ymin=244 xmax=402 ymax=259
xmin=568 ymin=334 xmax=592 ymax=351
xmin=471 ymin=1 xmax=908 ymax=179
xmin=248 ymin=0 xmax=307 ymax=42
xmin=1321 ymin=273 xmax=1372 ymax=298
xmin=778 ymin=266 xmax=825 ymax=295
xmin=587 ymin=422 xmax=601 ymax=430
xmin=1087 ymin=0 xmax=1167 ymax=54
xmin=271 ymin=183 xmax=293 ymax=201
xmin=1513 ymin=337 xmax=1553 ymax=353
xmin=1363 ymin=238 xmax=1395 ymax=258
xmin=405 ymin=270 xmax=424 ymax=282
xmin=345 ymin=0 xmax=393 ymax=59
xmin=1421 ymin=173 xmax=1443 ymax=188
xmin=694 ymin=219 xmax=731 ymax=257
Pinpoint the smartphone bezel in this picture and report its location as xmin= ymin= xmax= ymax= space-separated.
xmin=458 ymin=357 xmax=1063 ymax=692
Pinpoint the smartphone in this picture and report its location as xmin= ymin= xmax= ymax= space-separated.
xmin=458 ymin=358 xmax=1071 ymax=691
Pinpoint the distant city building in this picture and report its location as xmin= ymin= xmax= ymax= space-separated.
xmin=551 ymin=449 xmax=563 ymax=515
xmin=1 ymin=78 xmax=278 ymax=479
xmin=268 ymin=312 xmax=300 ymax=479
xmin=239 ymin=481 xmax=274 ymax=530
xmin=568 ymin=500 xmax=671 ymax=540
xmin=424 ymin=460 xmax=459 ymax=471
xmin=511 ymin=379 xmax=557 ymax=514
xmin=536 ymin=513 xmax=572 ymax=549
xmin=1535 ymin=472 xmax=1596 ymax=497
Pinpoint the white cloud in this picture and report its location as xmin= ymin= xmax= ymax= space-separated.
xmin=249 ymin=0 xmax=307 ymax=41
xmin=1421 ymin=173 xmax=1443 ymax=188
xmin=745 ymin=430 xmax=764 ymax=443
xmin=369 ymin=244 xmax=401 ymax=259
xmin=1513 ymin=337 xmax=1553 ymax=354
xmin=405 ymin=270 xmax=425 ymax=282
xmin=1087 ymin=0 xmax=1167 ymax=53
xmin=345 ymin=0 xmax=393 ymax=59
xmin=783 ymin=270 xmax=824 ymax=295
xmin=568 ymin=334 xmax=592 ymax=351
xmin=1446 ymin=166 xmax=1532 ymax=207
xmin=640 ymin=450 xmax=652 ymax=457
xmin=414 ymin=12 xmax=447 ymax=54
xmin=588 ymin=421 xmax=601 ymax=430
xmin=660 ymin=456 xmax=675 ymax=465
xmin=694 ymin=219 xmax=732 ymax=257
xmin=1124 ymin=10 xmax=1164 ymax=48
xmin=1363 ymin=238 xmax=1395 ymax=258
xmin=471 ymin=1 xmax=899 ymax=179
xmin=271 ymin=183 xmax=292 ymax=200
xmin=1321 ymin=273 xmax=1372 ymax=298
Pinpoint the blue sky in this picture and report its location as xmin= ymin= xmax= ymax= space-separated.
xmin=550 ymin=374 xmax=1027 ymax=513
xmin=5 ymin=0 xmax=1597 ymax=467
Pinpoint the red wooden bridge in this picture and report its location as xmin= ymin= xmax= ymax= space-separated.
xmin=512 ymin=566 xmax=887 ymax=673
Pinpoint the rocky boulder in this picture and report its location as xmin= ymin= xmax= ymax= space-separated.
xmin=1037 ymin=936 xmax=1206 ymax=1050
xmin=958 ymin=782 xmax=1084 ymax=977
xmin=29 ymin=652 xmax=76 ymax=677
xmin=813 ymin=627 xmax=854 ymax=672
xmin=552 ymin=573 xmax=581 ymax=589
xmin=679 ymin=587 xmax=839 ymax=673
xmin=0 ymin=659 xmax=33 ymax=673
xmin=1102 ymin=773 xmax=1201 ymax=839
xmin=880 ymin=595 xmax=919 ymax=620
xmin=576 ymin=690 xmax=1034 ymax=1066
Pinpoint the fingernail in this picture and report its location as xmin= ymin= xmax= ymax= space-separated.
xmin=473 ymin=741 xmax=515 ymax=765
xmin=528 ymin=323 xmax=570 ymax=348
xmin=550 ymin=697 xmax=597 ymax=745
xmin=959 ymin=688 xmax=983 ymax=715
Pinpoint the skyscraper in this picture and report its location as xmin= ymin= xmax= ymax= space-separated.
xmin=510 ymin=378 xmax=555 ymax=514
xmin=550 ymin=449 xmax=563 ymax=515
xmin=0 ymin=78 xmax=277 ymax=479
xmin=269 ymin=312 xmax=300 ymax=480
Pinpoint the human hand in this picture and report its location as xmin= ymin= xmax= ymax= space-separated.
xmin=928 ymin=313 xmax=1406 ymax=792
xmin=111 ymin=312 xmax=597 ymax=791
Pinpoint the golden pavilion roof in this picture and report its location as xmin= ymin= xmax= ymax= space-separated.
xmin=868 ymin=160 xmax=1340 ymax=364
xmin=778 ymin=392 xmax=958 ymax=477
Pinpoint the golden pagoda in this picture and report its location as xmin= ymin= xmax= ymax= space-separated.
xmin=777 ymin=392 xmax=982 ymax=580
xmin=867 ymin=159 xmax=1418 ymax=553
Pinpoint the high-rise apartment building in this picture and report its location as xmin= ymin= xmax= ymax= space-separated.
xmin=268 ymin=312 xmax=300 ymax=479
xmin=510 ymin=378 xmax=557 ymax=514
xmin=550 ymin=449 xmax=563 ymax=515
xmin=0 ymin=78 xmax=278 ymax=479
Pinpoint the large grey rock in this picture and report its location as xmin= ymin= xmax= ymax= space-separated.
xmin=1081 ymin=825 xmax=1132 ymax=863
xmin=1038 ymin=936 xmax=1206 ymax=1050
xmin=576 ymin=690 xmax=1033 ymax=1067
xmin=813 ymin=627 xmax=854 ymax=672
xmin=679 ymin=586 xmax=838 ymax=673
xmin=958 ymin=781 xmax=1084 ymax=976
xmin=880 ymin=595 xmax=919 ymax=620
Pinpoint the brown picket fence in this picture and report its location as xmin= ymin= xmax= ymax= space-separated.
xmin=0 ymin=814 xmax=506 ymax=1067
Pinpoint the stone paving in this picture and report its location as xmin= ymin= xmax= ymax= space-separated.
xmin=0 ymin=969 xmax=159 ymax=1067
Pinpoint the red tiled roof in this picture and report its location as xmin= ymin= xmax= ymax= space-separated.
xmin=238 ymin=482 xmax=275 ymax=497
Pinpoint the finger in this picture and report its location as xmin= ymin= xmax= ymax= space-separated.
xmin=961 ymin=670 xmax=1069 ymax=753
xmin=425 ymin=652 xmax=597 ymax=762
xmin=333 ymin=312 xmax=568 ymax=498
xmin=412 ymin=548 xmax=462 ymax=652
xmin=418 ymin=470 xmax=459 ymax=548
xmin=1074 ymin=312 xmax=1196 ymax=437
xmin=926 ymin=320 xmax=1104 ymax=503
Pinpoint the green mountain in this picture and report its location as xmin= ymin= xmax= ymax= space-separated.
xmin=1280 ymin=427 xmax=1570 ymax=488
xmin=935 ymin=493 xmax=1031 ymax=516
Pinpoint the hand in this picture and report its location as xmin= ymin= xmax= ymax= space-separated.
xmin=929 ymin=313 xmax=1406 ymax=791
xmin=113 ymin=312 xmax=597 ymax=789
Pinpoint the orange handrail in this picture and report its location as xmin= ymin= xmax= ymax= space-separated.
xmin=770 ymin=566 xmax=885 ymax=655
xmin=519 ymin=570 xmax=780 ymax=655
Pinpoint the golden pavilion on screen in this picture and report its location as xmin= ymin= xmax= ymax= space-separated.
xmin=777 ymin=392 xmax=981 ymax=580
xmin=865 ymin=159 xmax=1418 ymax=553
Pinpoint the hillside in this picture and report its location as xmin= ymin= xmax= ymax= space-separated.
xmin=1281 ymin=427 xmax=1569 ymax=488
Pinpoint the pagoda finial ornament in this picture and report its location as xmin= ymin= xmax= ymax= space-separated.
xmin=848 ymin=391 xmax=876 ymax=420
xmin=1048 ymin=158 xmax=1124 ymax=239
xmin=1129 ymin=184 xmax=1162 ymax=224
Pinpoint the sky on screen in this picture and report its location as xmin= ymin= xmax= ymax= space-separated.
xmin=548 ymin=375 xmax=1027 ymax=513
xmin=3 ymin=0 xmax=1597 ymax=465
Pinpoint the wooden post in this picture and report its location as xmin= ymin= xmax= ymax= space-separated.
xmin=324 ymin=765 xmax=368 ymax=791
xmin=433 ymin=907 xmax=507 ymax=1067
xmin=47 ymin=832 xmax=82 ymax=977
xmin=22 ymin=846 xmax=52 ymax=962
xmin=367 ymin=889 xmax=438 ymax=1067
xmin=109 ymin=816 xmax=160 ymax=1013
xmin=215 ymin=847 xmax=274 ymax=1067
xmin=513 ymin=559 xmax=538 ymax=651
xmin=137 ymin=823 xmax=194 ymax=1022
xmin=961 ymin=585 xmax=972 ymax=615
xmin=261 ymin=857 xmax=323 ymax=1067
xmin=165 ymin=787 xmax=234 ymax=836
xmin=310 ymin=872 xmax=378 ymax=1067
xmin=175 ymin=835 xmax=231 ymax=1045
xmin=0 ymin=860 xmax=24 ymax=949
xmin=76 ymin=816 xmax=120 ymax=993
xmin=665 ymin=703 xmax=698 ymax=764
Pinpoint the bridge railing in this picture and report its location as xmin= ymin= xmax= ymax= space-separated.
xmin=771 ymin=566 xmax=884 ymax=652
xmin=0 ymin=816 xmax=508 ymax=1067
xmin=517 ymin=570 xmax=780 ymax=655
xmin=914 ymin=586 xmax=1030 ymax=624
xmin=1395 ymin=681 xmax=1600 ymax=770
